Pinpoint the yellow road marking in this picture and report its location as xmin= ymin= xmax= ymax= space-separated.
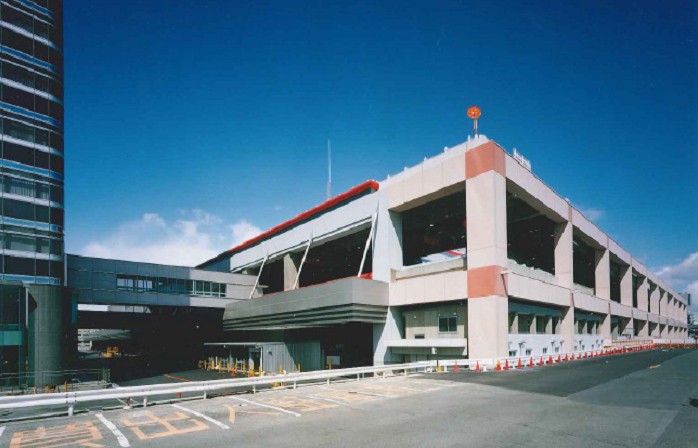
xmin=10 ymin=422 xmax=104 ymax=448
xmin=121 ymin=411 xmax=208 ymax=440
xmin=223 ymin=404 xmax=283 ymax=424
xmin=163 ymin=374 xmax=192 ymax=382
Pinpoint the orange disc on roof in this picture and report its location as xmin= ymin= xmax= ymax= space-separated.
xmin=467 ymin=106 xmax=481 ymax=119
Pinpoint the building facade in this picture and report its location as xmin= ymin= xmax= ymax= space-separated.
xmin=200 ymin=136 xmax=690 ymax=368
xmin=0 ymin=0 xmax=68 ymax=385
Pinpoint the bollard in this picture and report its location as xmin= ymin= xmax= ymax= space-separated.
xmin=143 ymin=397 xmax=148 ymax=407
xmin=68 ymin=404 xmax=74 ymax=417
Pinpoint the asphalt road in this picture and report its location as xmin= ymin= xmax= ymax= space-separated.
xmin=1 ymin=348 xmax=696 ymax=447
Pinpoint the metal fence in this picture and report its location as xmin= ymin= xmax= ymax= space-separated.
xmin=0 ymin=368 xmax=110 ymax=395
xmin=1 ymin=341 xmax=696 ymax=418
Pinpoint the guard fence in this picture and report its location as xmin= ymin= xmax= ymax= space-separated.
xmin=0 ymin=341 xmax=696 ymax=419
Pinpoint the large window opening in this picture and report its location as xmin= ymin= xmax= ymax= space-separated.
xmin=508 ymin=300 xmax=562 ymax=335
xmin=401 ymin=190 xmax=466 ymax=267
xmin=506 ymin=192 xmax=555 ymax=274
xmin=610 ymin=260 xmax=622 ymax=303
xmin=257 ymin=259 xmax=284 ymax=295
xmin=573 ymin=235 xmax=596 ymax=292
xmin=632 ymin=272 xmax=643 ymax=309
xmin=574 ymin=311 xmax=602 ymax=335
xmin=299 ymin=228 xmax=372 ymax=287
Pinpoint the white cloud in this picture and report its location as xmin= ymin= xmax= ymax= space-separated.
xmin=579 ymin=207 xmax=605 ymax=222
xmin=230 ymin=220 xmax=263 ymax=247
xmin=656 ymin=251 xmax=698 ymax=313
xmin=79 ymin=210 xmax=262 ymax=266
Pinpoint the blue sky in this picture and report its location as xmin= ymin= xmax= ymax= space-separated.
xmin=64 ymin=1 xmax=697 ymax=299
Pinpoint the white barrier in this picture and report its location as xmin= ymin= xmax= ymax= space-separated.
xmin=2 ymin=341 xmax=692 ymax=418
xmin=0 ymin=361 xmax=433 ymax=414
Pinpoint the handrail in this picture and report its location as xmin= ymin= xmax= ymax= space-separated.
xmin=0 ymin=361 xmax=433 ymax=412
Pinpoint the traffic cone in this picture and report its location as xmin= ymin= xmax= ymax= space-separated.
xmin=495 ymin=360 xmax=502 ymax=372
xmin=454 ymin=363 xmax=460 ymax=373
xmin=504 ymin=359 xmax=510 ymax=371
xmin=538 ymin=356 xmax=544 ymax=366
xmin=475 ymin=361 xmax=481 ymax=373
xmin=557 ymin=354 xmax=562 ymax=363
xmin=528 ymin=357 xmax=534 ymax=367
xmin=564 ymin=353 xmax=569 ymax=361
xmin=577 ymin=353 xmax=582 ymax=360
xmin=547 ymin=355 xmax=553 ymax=365
xmin=516 ymin=358 xmax=523 ymax=369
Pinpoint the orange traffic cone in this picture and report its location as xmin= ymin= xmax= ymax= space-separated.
xmin=495 ymin=360 xmax=502 ymax=371
xmin=547 ymin=355 xmax=553 ymax=365
xmin=475 ymin=361 xmax=481 ymax=373
xmin=538 ymin=356 xmax=544 ymax=366
xmin=577 ymin=353 xmax=582 ymax=360
xmin=454 ymin=363 xmax=460 ymax=373
xmin=564 ymin=353 xmax=569 ymax=362
xmin=516 ymin=358 xmax=523 ymax=369
xmin=504 ymin=359 xmax=510 ymax=371
xmin=528 ymin=357 xmax=534 ymax=368
xmin=556 ymin=354 xmax=562 ymax=363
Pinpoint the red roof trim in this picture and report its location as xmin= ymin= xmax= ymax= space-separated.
xmin=198 ymin=180 xmax=380 ymax=267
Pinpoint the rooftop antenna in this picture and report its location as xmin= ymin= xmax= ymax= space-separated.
xmin=326 ymin=139 xmax=332 ymax=200
xmin=467 ymin=106 xmax=482 ymax=136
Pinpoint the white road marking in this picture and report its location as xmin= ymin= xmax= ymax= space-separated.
xmin=0 ymin=426 xmax=5 ymax=439
xmin=302 ymin=394 xmax=345 ymax=405
xmin=347 ymin=390 xmax=390 ymax=397
xmin=96 ymin=412 xmax=130 ymax=447
xmin=171 ymin=404 xmax=230 ymax=429
xmin=229 ymin=397 xmax=301 ymax=417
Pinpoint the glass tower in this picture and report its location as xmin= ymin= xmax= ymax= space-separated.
xmin=0 ymin=0 xmax=64 ymax=284
xmin=1 ymin=0 xmax=65 ymax=385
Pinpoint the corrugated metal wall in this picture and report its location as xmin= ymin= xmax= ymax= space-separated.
xmin=262 ymin=341 xmax=322 ymax=373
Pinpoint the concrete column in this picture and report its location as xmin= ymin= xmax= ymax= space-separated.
xmin=637 ymin=277 xmax=649 ymax=312
xmin=465 ymin=141 xmax=508 ymax=360
xmin=594 ymin=248 xmax=610 ymax=300
xmin=27 ymin=285 xmax=72 ymax=388
xmin=620 ymin=265 xmax=633 ymax=308
xmin=554 ymin=219 xmax=575 ymax=353
xmin=373 ymin=307 xmax=403 ymax=365
xmin=554 ymin=221 xmax=573 ymax=289
xmin=283 ymin=253 xmax=300 ymax=291
xmin=560 ymin=304 xmax=575 ymax=352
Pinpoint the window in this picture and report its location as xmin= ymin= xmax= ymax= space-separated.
xmin=535 ymin=316 xmax=548 ymax=334
xmin=414 ymin=334 xmax=425 ymax=339
xmin=5 ymin=256 xmax=34 ymax=276
xmin=509 ymin=350 xmax=517 ymax=357
xmin=518 ymin=315 xmax=531 ymax=334
xmin=4 ymin=198 xmax=35 ymax=221
xmin=5 ymin=234 xmax=35 ymax=252
xmin=438 ymin=315 xmax=457 ymax=333
xmin=542 ymin=347 xmax=548 ymax=354
xmin=525 ymin=348 xmax=532 ymax=356
xmin=554 ymin=347 xmax=560 ymax=353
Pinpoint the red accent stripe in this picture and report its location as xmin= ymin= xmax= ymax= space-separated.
xmin=198 ymin=180 xmax=380 ymax=266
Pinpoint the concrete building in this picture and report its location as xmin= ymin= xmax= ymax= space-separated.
xmin=199 ymin=136 xmax=689 ymax=367
xmin=0 ymin=0 xmax=69 ymax=384
xmin=67 ymin=255 xmax=256 ymax=362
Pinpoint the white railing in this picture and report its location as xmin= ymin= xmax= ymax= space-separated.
xmin=0 ymin=361 xmax=432 ymax=416
xmin=2 ymin=340 xmax=694 ymax=419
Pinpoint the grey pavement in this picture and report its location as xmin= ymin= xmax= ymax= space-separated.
xmin=0 ymin=349 xmax=696 ymax=447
